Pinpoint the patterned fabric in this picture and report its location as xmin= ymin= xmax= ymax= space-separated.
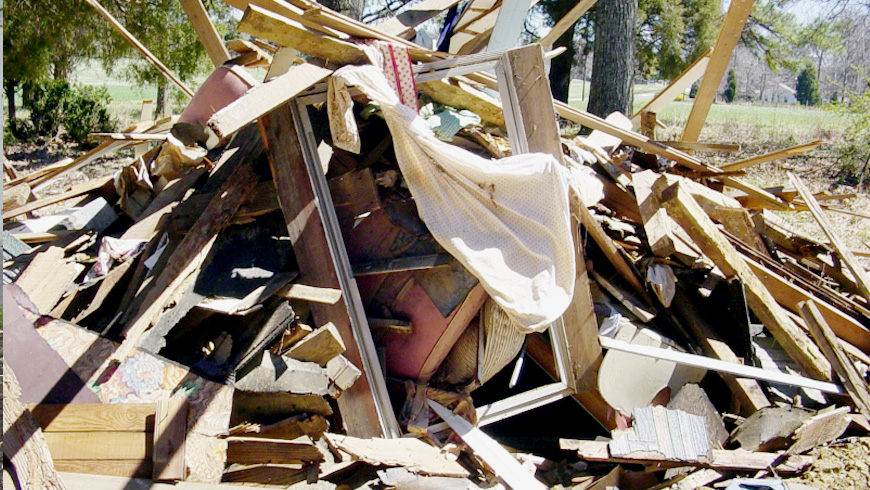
xmin=362 ymin=41 xmax=419 ymax=112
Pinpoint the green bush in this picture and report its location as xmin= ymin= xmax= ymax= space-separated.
xmin=796 ymin=65 xmax=821 ymax=106
xmin=832 ymin=88 xmax=870 ymax=186
xmin=62 ymin=86 xmax=115 ymax=145
xmin=6 ymin=80 xmax=116 ymax=146
xmin=723 ymin=69 xmax=737 ymax=103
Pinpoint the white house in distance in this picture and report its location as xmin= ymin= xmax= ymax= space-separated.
xmin=757 ymin=83 xmax=798 ymax=104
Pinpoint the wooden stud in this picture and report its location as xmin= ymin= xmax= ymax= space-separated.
xmin=720 ymin=141 xmax=823 ymax=172
xmin=376 ymin=0 xmax=463 ymax=39
xmin=4 ymin=175 xmax=113 ymax=220
xmin=656 ymin=178 xmax=832 ymax=381
xmin=681 ymin=0 xmax=755 ymax=142
xmin=153 ymin=397 xmax=188 ymax=481
xmin=284 ymin=322 xmax=346 ymax=366
xmin=179 ymin=0 xmax=231 ymax=67
xmin=82 ymin=0 xmax=194 ymax=97
xmin=29 ymin=403 xmax=156 ymax=433
xmin=538 ymin=0 xmax=597 ymax=47
xmin=630 ymin=49 xmax=712 ymax=126
xmin=800 ymin=300 xmax=870 ymax=420
xmin=789 ymin=171 xmax=870 ymax=304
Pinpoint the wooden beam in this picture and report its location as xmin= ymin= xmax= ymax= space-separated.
xmin=631 ymin=49 xmax=712 ymax=126
xmin=206 ymin=62 xmax=332 ymax=142
xmin=745 ymin=256 xmax=870 ymax=354
xmin=259 ymin=103 xmax=393 ymax=438
xmin=656 ymin=178 xmax=833 ymax=381
xmin=417 ymin=77 xmax=505 ymax=127
xmin=429 ymin=401 xmax=548 ymax=490
xmin=499 ymin=44 xmax=602 ymax=391
xmin=560 ymin=439 xmax=813 ymax=472
xmin=152 ymin=398 xmax=187 ymax=481
xmin=82 ymin=0 xmax=194 ymax=97
xmin=657 ymin=140 xmax=740 ymax=153
xmin=681 ymin=0 xmax=755 ymax=142
xmin=376 ymin=0 xmax=463 ymax=39
xmin=788 ymin=172 xmax=870 ymax=304
xmin=3 ymin=175 xmax=113 ymax=220
xmin=720 ymin=140 xmax=823 ymax=172
xmin=238 ymin=5 xmax=367 ymax=65
xmin=670 ymin=288 xmax=771 ymax=414
xmin=800 ymin=301 xmax=870 ymax=420
xmin=29 ymin=404 xmax=156 ymax=433
xmin=179 ymin=0 xmax=231 ymax=67
xmin=539 ymin=0 xmax=597 ymax=48
xmin=226 ymin=438 xmax=323 ymax=464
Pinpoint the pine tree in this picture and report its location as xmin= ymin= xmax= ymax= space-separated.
xmin=723 ymin=69 xmax=738 ymax=102
xmin=796 ymin=65 xmax=821 ymax=106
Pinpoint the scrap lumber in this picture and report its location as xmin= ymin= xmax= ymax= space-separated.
xmin=559 ymin=439 xmax=814 ymax=472
xmin=417 ymin=77 xmax=506 ymax=127
xmin=671 ymin=288 xmax=772 ymax=414
xmin=4 ymin=157 xmax=73 ymax=189
xmin=429 ymin=400 xmax=548 ymax=490
xmin=487 ymin=0 xmax=534 ymax=52
xmin=82 ymin=0 xmax=194 ymax=97
xmin=206 ymin=62 xmax=332 ymax=142
xmin=656 ymin=178 xmax=833 ymax=381
xmin=4 ymin=182 xmax=31 ymax=212
xmin=4 ymin=175 xmax=114 ymax=220
xmin=152 ymin=398 xmax=188 ymax=481
xmin=3 ymin=363 xmax=67 ymax=490
xmin=788 ymin=172 xmax=870 ymax=304
xmin=259 ymin=102 xmax=397 ymax=438
xmin=499 ymin=44 xmax=601 ymax=391
xmin=284 ymin=322 xmax=346 ymax=366
xmin=599 ymin=336 xmax=841 ymax=394
xmin=225 ymin=437 xmax=323 ymax=465
xmin=278 ymin=283 xmax=342 ymax=304
xmin=630 ymin=48 xmax=712 ymax=126
xmin=375 ymin=0 xmax=463 ymax=38
xmin=659 ymin=141 xmax=741 ymax=152
xmin=324 ymin=433 xmax=470 ymax=477
xmin=238 ymin=5 xmax=367 ymax=65
xmin=800 ymin=301 xmax=870 ymax=419
xmin=745 ymin=256 xmax=870 ymax=354
xmin=720 ymin=140 xmax=823 ymax=172
xmin=681 ymin=0 xmax=755 ymax=142
xmin=114 ymin=126 xmax=264 ymax=362
xmin=15 ymin=246 xmax=85 ymax=315
xmin=179 ymin=0 xmax=231 ymax=66
xmin=633 ymin=169 xmax=676 ymax=257
xmin=538 ymin=0 xmax=597 ymax=47
xmin=29 ymin=404 xmax=155 ymax=433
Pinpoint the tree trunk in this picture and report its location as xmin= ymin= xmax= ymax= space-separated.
xmin=6 ymin=80 xmax=18 ymax=121
xmin=316 ymin=0 xmax=363 ymax=20
xmin=156 ymin=82 xmax=168 ymax=117
xmin=547 ymin=1 xmax=579 ymax=103
xmin=587 ymin=0 xmax=636 ymax=118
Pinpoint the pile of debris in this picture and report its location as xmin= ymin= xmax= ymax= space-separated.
xmin=4 ymin=0 xmax=870 ymax=489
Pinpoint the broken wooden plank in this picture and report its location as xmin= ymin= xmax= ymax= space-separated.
xmin=179 ymin=0 xmax=231 ymax=66
xmin=238 ymin=5 xmax=367 ymax=65
xmin=538 ymin=0 xmax=597 ymax=47
xmin=324 ymin=433 xmax=470 ymax=477
xmin=284 ymin=322 xmax=346 ymax=366
xmin=745 ymin=256 xmax=870 ymax=354
xmin=351 ymin=254 xmax=452 ymax=276
xmin=15 ymin=246 xmax=85 ymax=314
xmin=82 ymin=0 xmax=194 ymax=97
xmin=591 ymin=270 xmax=656 ymax=322
xmin=720 ymin=141 xmax=823 ymax=172
xmin=658 ymin=141 xmax=740 ymax=152
xmin=429 ymin=400 xmax=547 ymax=490
xmin=152 ymin=397 xmax=188 ymax=481
xmin=376 ymin=0 xmax=463 ymax=39
xmin=657 ymin=178 xmax=833 ymax=381
xmin=633 ymin=169 xmax=676 ymax=257
xmin=417 ymin=77 xmax=506 ymax=127
xmin=3 ymin=363 xmax=67 ymax=490
xmin=115 ymin=126 xmax=264 ymax=362
xmin=225 ymin=438 xmax=323 ymax=464
xmin=670 ymin=288 xmax=771 ymax=414
xmin=681 ymin=0 xmax=754 ymax=142
xmin=789 ymin=171 xmax=870 ymax=305
xmin=43 ymin=432 xmax=150 ymax=461
xmin=259 ymin=102 xmax=396 ymax=438
xmin=560 ymin=439 xmax=813 ymax=472
xmin=800 ymin=300 xmax=870 ymax=420
xmin=278 ymin=283 xmax=342 ymax=304
xmin=4 ymin=175 xmax=114 ymax=220
xmin=631 ymin=49 xmax=712 ymax=126
xmin=29 ymin=403 xmax=155 ymax=432
xmin=206 ymin=62 xmax=332 ymax=142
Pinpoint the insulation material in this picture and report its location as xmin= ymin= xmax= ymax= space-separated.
xmin=328 ymin=64 xmax=575 ymax=331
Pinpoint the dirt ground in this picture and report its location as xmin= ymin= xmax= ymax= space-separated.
xmin=789 ymin=437 xmax=870 ymax=490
